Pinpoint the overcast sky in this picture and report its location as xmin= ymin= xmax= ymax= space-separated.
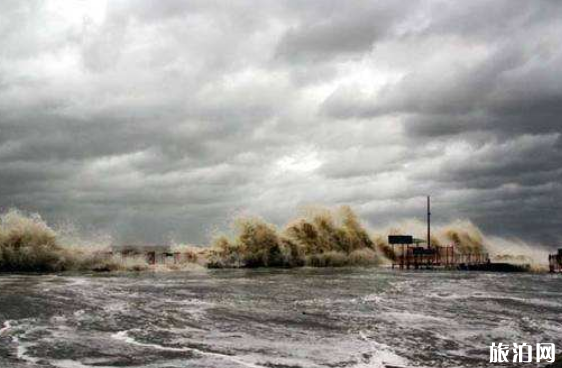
xmin=1 ymin=0 xmax=561 ymax=246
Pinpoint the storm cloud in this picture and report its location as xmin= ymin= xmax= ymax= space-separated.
xmin=1 ymin=0 xmax=561 ymax=246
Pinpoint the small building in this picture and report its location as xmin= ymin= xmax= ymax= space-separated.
xmin=108 ymin=245 xmax=184 ymax=265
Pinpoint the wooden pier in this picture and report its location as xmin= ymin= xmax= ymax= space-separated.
xmin=390 ymin=241 xmax=490 ymax=270
xmin=388 ymin=198 xmax=492 ymax=271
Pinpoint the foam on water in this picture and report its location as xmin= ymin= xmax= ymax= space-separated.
xmin=0 ymin=270 xmax=560 ymax=368
xmin=112 ymin=329 xmax=268 ymax=368
xmin=358 ymin=331 xmax=411 ymax=368
xmin=50 ymin=359 xmax=103 ymax=368
xmin=0 ymin=320 xmax=11 ymax=336
xmin=12 ymin=325 xmax=42 ymax=365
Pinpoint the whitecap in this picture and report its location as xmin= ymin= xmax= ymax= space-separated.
xmin=358 ymin=331 xmax=411 ymax=368
xmin=111 ymin=329 xmax=267 ymax=368
xmin=0 ymin=320 xmax=11 ymax=335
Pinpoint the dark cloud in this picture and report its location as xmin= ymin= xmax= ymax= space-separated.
xmin=1 ymin=0 xmax=561 ymax=246
xmin=276 ymin=3 xmax=404 ymax=61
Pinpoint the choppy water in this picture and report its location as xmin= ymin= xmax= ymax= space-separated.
xmin=0 ymin=269 xmax=560 ymax=368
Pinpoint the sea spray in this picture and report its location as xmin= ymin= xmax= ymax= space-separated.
xmin=379 ymin=219 xmax=485 ymax=253
xmin=0 ymin=209 xmax=147 ymax=272
xmin=376 ymin=218 xmax=550 ymax=269
xmin=437 ymin=220 xmax=486 ymax=253
xmin=208 ymin=206 xmax=383 ymax=268
xmin=207 ymin=218 xmax=303 ymax=268
xmin=0 ymin=207 xmax=550 ymax=272
xmin=485 ymin=236 xmax=551 ymax=271
xmin=0 ymin=209 xmax=70 ymax=272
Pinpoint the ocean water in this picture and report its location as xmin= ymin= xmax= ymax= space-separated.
xmin=0 ymin=268 xmax=560 ymax=368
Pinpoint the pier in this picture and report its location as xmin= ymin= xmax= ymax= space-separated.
xmin=388 ymin=196 xmax=518 ymax=272
xmin=389 ymin=236 xmax=490 ymax=270
xmin=388 ymin=238 xmax=530 ymax=272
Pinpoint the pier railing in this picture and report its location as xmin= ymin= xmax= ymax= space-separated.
xmin=391 ymin=245 xmax=489 ymax=270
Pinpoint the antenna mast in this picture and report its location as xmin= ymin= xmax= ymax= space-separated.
xmin=427 ymin=196 xmax=431 ymax=248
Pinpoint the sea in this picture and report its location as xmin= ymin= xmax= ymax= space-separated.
xmin=0 ymin=268 xmax=560 ymax=368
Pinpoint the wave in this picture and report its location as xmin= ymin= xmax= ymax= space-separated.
xmin=207 ymin=206 xmax=382 ymax=268
xmin=0 ymin=209 xmax=148 ymax=273
xmin=0 ymin=206 xmax=551 ymax=272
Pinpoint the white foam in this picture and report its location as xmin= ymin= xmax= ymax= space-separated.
xmin=112 ymin=329 xmax=267 ymax=368
xmin=381 ymin=311 xmax=450 ymax=325
xmin=15 ymin=339 xmax=40 ymax=365
xmin=361 ymin=294 xmax=384 ymax=303
xmin=358 ymin=331 xmax=411 ymax=368
xmin=9 ymin=322 xmax=48 ymax=365
xmin=50 ymin=359 xmax=99 ymax=368
xmin=0 ymin=320 xmax=11 ymax=335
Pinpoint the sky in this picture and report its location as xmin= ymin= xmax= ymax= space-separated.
xmin=1 ymin=0 xmax=561 ymax=246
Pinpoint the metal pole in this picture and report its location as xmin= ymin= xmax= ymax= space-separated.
xmin=427 ymin=196 xmax=431 ymax=249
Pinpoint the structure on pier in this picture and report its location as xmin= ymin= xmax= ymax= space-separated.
xmin=389 ymin=196 xmax=490 ymax=270
xmin=549 ymin=249 xmax=562 ymax=273
xmin=389 ymin=236 xmax=489 ymax=270
xmin=103 ymin=245 xmax=197 ymax=265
